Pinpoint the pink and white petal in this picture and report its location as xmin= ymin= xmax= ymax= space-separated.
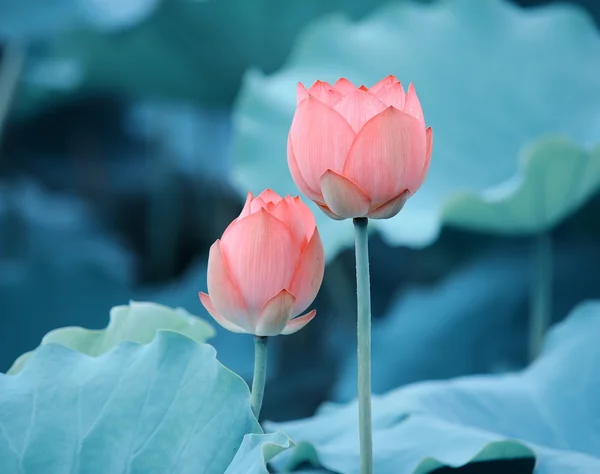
xmin=366 ymin=190 xmax=410 ymax=220
xmin=316 ymin=202 xmax=345 ymax=220
xmin=403 ymin=83 xmax=426 ymax=129
xmin=270 ymin=197 xmax=306 ymax=247
xmin=255 ymin=289 xmax=296 ymax=336
xmin=410 ymin=127 xmax=433 ymax=193
xmin=289 ymin=97 xmax=356 ymax=189
xmin=369 ymin=76 xmax=405 ymax=110
xmin=320 ymin=169 xmax=371 ymax=218
xmin=307 ymin=80 xmax=343 ymax=107
xmin=281 ymin=310 xmax=317 ymax=335
xmin=287 ymin=134 xmax=324 ymax=203
xmin=289 ymin=228 xmax=325 ymax=315
xmin=199 ymin=292 xmax=248 ymax=334
xmin=343 ymin=107 xmax=426 ymax=207
xmin=257 ymin=189 xmax=283 ymax=206
xmin=220 ymin=209 xmax=300 ymax=312
xmin=292 ymin=196 xmax=317 ymax=242
xmin=333 ymin=78 xmax=357 ymax=95
xmin=205 ymin=240 xmax=251 ymax=331
xmin=332 ymin=89 xmax=388 ymax=133
xmin=237 ymin=192 xmax=254 ymax=220
xmin=297 ymin=82 xmax=309 ymax=105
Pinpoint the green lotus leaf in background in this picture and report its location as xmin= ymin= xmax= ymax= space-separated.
xmin=16 ymin=0 xmax=402 ymax=114
xmin=267 ymin=301 xmax=600 ymax=473
xmin=232 ymin=0 xmax=600 ymax=259
xmin=8 ymin=300 xmax=215 ymax=374
xmin=0 ymin=331 xmax=292 ymax=473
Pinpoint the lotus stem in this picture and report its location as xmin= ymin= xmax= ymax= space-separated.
xmin=353 ymin=217 xmax=373 ymax=474
xmin=250 ymin=335 xmax=268 ymax=418
xmin=528 ymin=231 xmax=553 ymax=362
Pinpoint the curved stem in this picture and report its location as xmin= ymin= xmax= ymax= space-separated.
xmin=353 ymin=217 xmax=373 ymax=474
xmin=250 ymin=335 xmax=268 ymax=419
xmin=528 ymin=231 xmax=553 ymax=362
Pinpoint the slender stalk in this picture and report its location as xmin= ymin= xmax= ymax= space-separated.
xmin=250 ymin=335 xmax=268 ymax=418
xmin=528 ymin=231 xmax=553 ymax=362
xmin=353 ymin=217 xmax=373 ymax=474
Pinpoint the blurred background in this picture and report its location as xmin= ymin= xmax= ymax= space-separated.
xmin=1 ymin=0 xmax=599 ymax=423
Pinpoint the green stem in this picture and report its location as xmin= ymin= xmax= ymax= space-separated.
xmin=353 ymin=217 xmax=373 ymax=474
xmin=250 ymin=335 xmax=268 ymax=419
xmin=528 ymin=231 xmax=553 ymax=362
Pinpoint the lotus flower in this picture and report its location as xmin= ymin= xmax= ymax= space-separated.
xmin=288 ymin=75 xmax=433 ymax=220
xmin=199 ymin=189 xmax=324 ymax=336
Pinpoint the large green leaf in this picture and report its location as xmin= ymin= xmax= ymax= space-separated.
xmin=17 ymin=0 xmax=399 ymax=113
xmin=268 ymin=301 xmax=600 ymax=473
xmin=232 ymin=0 xmax=600 ymax=259
xmin=0 ymin=331 xmax=291 ymax=473
xmin=8 ymin=301 xmax=215 ymax=374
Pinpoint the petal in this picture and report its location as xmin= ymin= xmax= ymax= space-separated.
xmin=366 ymin=190 xmax=410 ymax=220
xmin=237 ymin=192 xmax=254 ymax=220
xmin=206 ymin=240 xmax=251 ymax=331
xmin=411 ymin=126 xmax=434 ymax=193
xmin=255 ymin=289 xmax=295 ymax=336
xmin=369 ymin=75 xmax=405 ymax=110
xmin=343 ymin=107 xmax=426 ymax=207
xmin=307 ymin=80 xmax=343 ymax=107
xmin=297 ymin=82 xmax=309 ymax=105
xmin=249 ymin=196 xmax=267 ymax=213
xmin=287 ymin=133 xmax=324 ymax=203
xmin=292 ymin=196 xmax=317 ymax=242
xmin=220 ymin=209 xmax=300 ymax=312
xmin=289 ymin=228 xmax=325 ymax=315
xmin=333 ymin=78 xmax=357 ymax=95
xmin=281 ymin=310 xmax=317 ymax=335
xmin=270 ymin=196 xmax=307 ymax=247
xmin=403 ymin=83 xmax=425 ymax=129
xmin=257 ymin=189 xmax=283 ymax=206
xmin=289 ymin=96 xmax=356 ymax=191
xmin=199 ymin=292 xmax=248 ymax=334
xmin=316 ymin=202 xmax=345 ymax=220
xmin=320 ymin=169 xmax=371 ymax=218
xmin=332 ymin=89 xmax=388 ymax=133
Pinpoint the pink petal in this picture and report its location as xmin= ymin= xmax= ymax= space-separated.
xmin=289 ymin=228 xmax=324 ymax=315
xmin=333 ymin=78 xmax=357 ymax=95
xmin=369 ymin=76 xmax=405 ymax=110
xmin=320 ymin=169 xmax=371 ymax=218
xmin=281 ymin=310 xmax=317 ymax=335
xmin=237 ymin=192 xmax=254 ymax=220
xmin=316 ymin=202 xmax=345 ymax=220
xmin=410 ymin=126 xmax=433 ymax=193
xmin=257 ymin=189 xmax=283 ymax=206
xmin=255 ymin=289 xmax=296 ymax=336
xmin=287 ymin=134 xmax=324 ymax=203
xmin=332 ymin=89 xmax=388 ymax=133
xmin=199 ymin=292 xmax=248 ymax=334
xmin=403 ymin=83 xmax=425 ymax=129
xmin=343 ymin=107 xmax=426 ymax=208
xmin=220 ymin=209 xmax=300 ymax=312
xmin=292 ymin=196 xmax=317 ymax=242
xmin=270 ymin=196 xmax=307 ymax=247
xmin=289 ymin=97 xmax=356 ymax=192
xmin=307 ymin=80 xmax=343 ymax=107
xmin=366 ymin=190 xmax=410 ymax=220
xmin=205 ymin=240 xmax=251 ymax=332
xmin=249 ymin=197 xmax=268 ymax=214
xmin=297 ymin=82 xmax=309 ymax=105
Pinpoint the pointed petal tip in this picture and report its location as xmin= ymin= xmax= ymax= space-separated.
xmin=255 ymin=289 xmax=296 ymax=336
xmin=281 ymin=309 xmax=317 ymax=335
xmin=198 ymin=292 xmax=248 ymax=334
xmin=320 ymin=169 xmax=371 ymax=219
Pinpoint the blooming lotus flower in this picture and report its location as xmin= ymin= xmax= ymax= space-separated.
xmin=288 ymin=76 xmax=433 ymax=220
xmin=199 ymin=189 xmax=324 ymax=336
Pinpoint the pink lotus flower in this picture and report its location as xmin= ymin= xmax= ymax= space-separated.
xmin=288 ymin=76 xmax=433 ymax=220
xmin=199 ymin=189 xmax=324 ymax=336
